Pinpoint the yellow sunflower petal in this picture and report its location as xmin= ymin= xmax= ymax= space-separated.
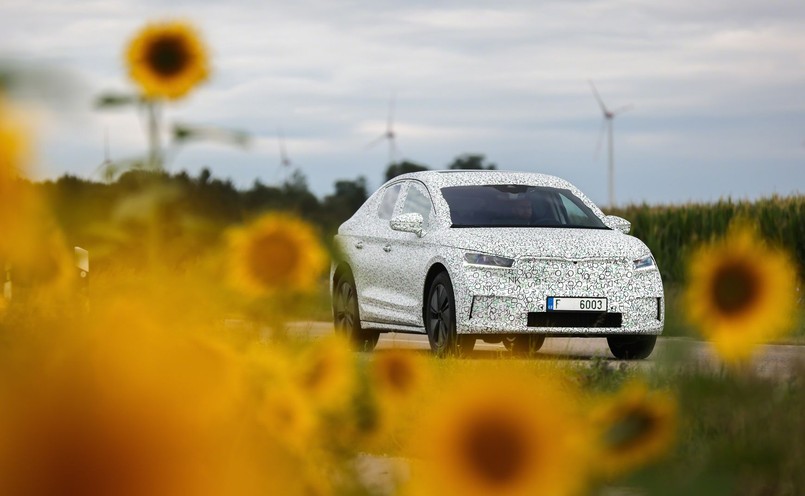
xmin=126 ymin=21 xmax=209 ymax=100
xmin=684 ymin=222 xmax=798 ymax=364
xmin=591 ymin=381 xmax=677 ymax=479
xmin=409 ymin=371 xmax=592 ymax=496
xmin=227 ymin=213 xmax=328 ymax=296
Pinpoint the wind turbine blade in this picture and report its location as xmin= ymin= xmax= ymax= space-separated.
xmin=594 ymin=119 xmax=607 ymax=159
xmin=387 ymin=92 xmax=396 ymax=133
xmin=277 ymin=127 xmax=289 ymax=163
xmin=588 ymin=79 xmax=609 ymax=115
xmin=611 ymin=104 xmax=634 ymax=116
xmin=366 ymin=134 xmax=388 ymax=149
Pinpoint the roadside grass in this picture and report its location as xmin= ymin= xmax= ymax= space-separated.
xmin=411 ymin=354 xmax=805 ymax=495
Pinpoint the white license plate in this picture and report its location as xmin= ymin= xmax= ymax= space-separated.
xmin=547 ymin=297 xmax=607 ymax=312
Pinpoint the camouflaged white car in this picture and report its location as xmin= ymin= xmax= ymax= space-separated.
xmin=331 ymin=170 xmax=664 ymax=359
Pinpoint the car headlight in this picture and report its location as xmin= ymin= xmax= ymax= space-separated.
xmin=633 ymin=254 xmax=656 ymax=271
xmin=464 ymin=253 xmax=514 ymax=268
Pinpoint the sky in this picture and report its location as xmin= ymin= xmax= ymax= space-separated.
xmin=2 ymin=0 xmax=804 ymax=206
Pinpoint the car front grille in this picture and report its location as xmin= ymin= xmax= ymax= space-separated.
xmin=527 ymin=311 xmax=622 ymax=328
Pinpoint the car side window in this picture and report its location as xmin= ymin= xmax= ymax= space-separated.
xmin=559 ymin=192 xmax=596 ymax=225
xmin=377 ymin=183 xmax=402 ymax=220
xmin=401 ymin=183 xmax=433 ymax=228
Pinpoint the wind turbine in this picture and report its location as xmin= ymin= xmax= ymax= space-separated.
xmin=275 ymin=127 xmax=295 ymax=185
xmin=589 ymin=80 xmax=633 ymax=208
xmin=366 ymin=94 xmax=399 ymax=165
xmin=94 ymin=128 xmax=116 ymax=181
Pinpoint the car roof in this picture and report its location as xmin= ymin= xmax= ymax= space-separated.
xmin=390 ymin=170 xmax=574 ymax=190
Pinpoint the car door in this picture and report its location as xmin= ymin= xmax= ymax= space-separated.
xmin=381 ymin=180 xmax=436 ymax=327
xmin=350 ymin=182 xmax=406 ymax=324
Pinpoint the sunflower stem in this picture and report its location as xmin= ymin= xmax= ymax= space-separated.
xmin=146 ymin=100 xmax=163 ymax=170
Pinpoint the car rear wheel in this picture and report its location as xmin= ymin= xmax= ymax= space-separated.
xmin=607 ymin=335 xmax=656 ymax=360
xmin=511 ymin=335 xmax=545 ymax=356
xmin=425 ymin=272 xmax=474 ymax=357
xmin=333 ymin=272 xmax=379 ymax=351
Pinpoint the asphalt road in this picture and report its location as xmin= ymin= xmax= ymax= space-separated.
xmin=286 ymin=321 xmax=805 ymax=378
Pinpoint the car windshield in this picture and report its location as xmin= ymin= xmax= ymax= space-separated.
xmin=440 ymin=184 xmax=608 ymax=229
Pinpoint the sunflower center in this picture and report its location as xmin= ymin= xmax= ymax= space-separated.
xmin=146 ymin=35 xmax=191 ymax=78
xmin=247 ymin=232 xmax=300 ymax=288
xmin=302 ymin=356 xmax=331 ymax=392
xmin=383 ymin=357 xmax=413 ymax=393
xmin=460 ymin=411 xmax=531 ymax=487
xmin=711 ymin=261 xmax=760 ymax=315
xmin=606 ymin=406 xmax=657 ymax=453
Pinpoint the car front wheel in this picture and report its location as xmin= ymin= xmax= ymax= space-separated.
xmin=425 ymin=272 xmax=474 ymax=357
xmin=607 ymin=335 xmax=657 ymax=360
xmin=333 ymin=272 xmax=379 ymax=351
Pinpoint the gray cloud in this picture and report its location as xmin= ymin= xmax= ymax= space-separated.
xmin=2 ymin=0 xmax=804 ymax=204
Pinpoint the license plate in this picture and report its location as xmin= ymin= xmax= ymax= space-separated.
xmin=547 ymin=297 xmax=607 ymax=312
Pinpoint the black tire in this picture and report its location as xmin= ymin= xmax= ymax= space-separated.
xmin=511 ymin=335 xmax=545 ymax=356
xmin=607 ymin=335 xmax=657 ymax=360
xmin=502 ymin=336 xmax=516 ymax=351
xmin=425 ymin=272 xmax=473 ymax=357
xmin=333 ymin=272 xmax=379 ymax=352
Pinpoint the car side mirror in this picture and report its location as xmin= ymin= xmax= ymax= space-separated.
xmin=603 ymin=215 xmax=631 ymax=234
xmin=390 ymin=212 xmax=425 ymax=237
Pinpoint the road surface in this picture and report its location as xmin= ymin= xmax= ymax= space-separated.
xmin=286 ymin=321 xmax=805 ymax=378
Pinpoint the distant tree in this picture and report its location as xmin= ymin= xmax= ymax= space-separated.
xmin=447 ymin=154 xmax=497 ymax=170
xmin=283 ymin=169 xmax=309 ymax=193
xmin=198 ymin=167 xmax=212 ymax=185
xmin=385 ymin=161 xmax=429 ymax=181
xmin=322 ymin=176 xmax=368 ymax=231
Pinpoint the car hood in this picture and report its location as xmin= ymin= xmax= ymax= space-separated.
xmin=439 ymin=227 xmax=650 ymax=260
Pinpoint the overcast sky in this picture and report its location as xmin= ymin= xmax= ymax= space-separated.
xmin=2 ymin=0 xmax=804 ymax=205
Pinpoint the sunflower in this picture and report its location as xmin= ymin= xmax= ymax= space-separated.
xmin=228 ymin=213 xmax=328 ymax=295
xmin=295 ymin=335 xmax=356 ymax=411
xmin=0 ymin=97 xmax=29 ymax=178
xmin=370 ymin=349 xmax=428 ymax=404
xmin=409 ymin=373 xmax=591 ymax=496
xmin=591 ymin=381 xmax=677 ymax=479
xmin=685 ymin=222 xmax=797 ymax=364
xmin=126 ymin=21 xmax=209 ymax=100
xmin=0 ymin=321 xmax=254 ymax=496
xmin=258 ymin=384 xmax=317 ymax=453
xmin=0 ymin=97 xmax=32 ymax=246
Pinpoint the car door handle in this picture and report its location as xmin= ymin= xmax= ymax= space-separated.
xmin=355 ymin=241 xmax=364 ymax=249
xmin=383 ymin=245 xmax=392 ymax=253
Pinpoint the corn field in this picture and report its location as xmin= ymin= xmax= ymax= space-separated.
xmin=608 ymin=195 xmax=805 ymax=286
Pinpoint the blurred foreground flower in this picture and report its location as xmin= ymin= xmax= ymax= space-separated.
xmin=0 ymin=98 xmax=74 ymax=295
xmin=685 ymin=222 xmax=797 ymax=364
xmin=296 ymin=335 xmax=356 ymax=412
xmin=228 ymin=213 xmax=328 ymax=295
xmin=0 ymin=301 xmax=332 ymax=496
xmin=0 ymin=96 xmax=31 ymax=238
xmin=591 ymin=381 xmax=677 ymax=479
xmin=126 ymin=21 xmax=209 ymax=100
xmin=371 ymin=349 xmax=428 ymax=405
xmin=408 ymin=373 xmax=591 ymax=496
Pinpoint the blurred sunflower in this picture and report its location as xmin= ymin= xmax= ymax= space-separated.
xmin=228 ymin=213 xmax=328 ymax=295
xmin=295 ymin=335 xmax=356 ymax=411
xmin=591 ymin=381 xmax=677 ymax=479
xmin=685 ymin=222 xmax=797 ymax=364
xmin=258 ymin=385 xmax=317 ymax=453
xmin=0 ymin=323 xmax=261 ymax=496
xmin=0 ymin=97 xmax=29 ymax=178
xmin=409 ymin=373 xmax=591 ymax=496
xmin=126 ymin=21 xmax=209 ymax=100
xmin=0 ymin=97 xmax=32 ymax=244
xmin=371 ymin=349 xmax=428 ymax=404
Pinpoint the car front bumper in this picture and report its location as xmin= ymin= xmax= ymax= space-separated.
xmin=455 ymin=257 xmax=664 ymax=336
